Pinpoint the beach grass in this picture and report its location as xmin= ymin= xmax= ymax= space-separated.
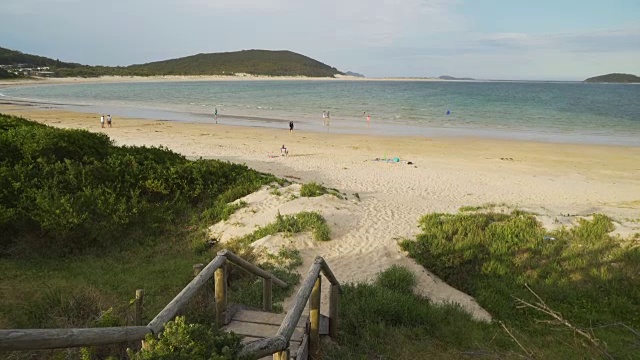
xmin=230 ymin=211 xmax=331 ymax=246
xmin=324 ymin=266 xmax=523 ymax=359
xmin=300 ymin=182 xmax=344 ymax=200
xmin=397 ymin=211 xmax=640 ymax=358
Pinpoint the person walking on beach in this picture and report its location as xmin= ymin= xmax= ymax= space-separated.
xmin=214 ymin=107 xmax=218 ymax=124
xmin=289 ymin=120 xmax=294 ymax=132
xmin=100 ymin=115 xmax=104 ymax=128
xmin=107 ymin=114 xmax=112 ymax=128
xmin=325 ymin=111 xmax=331 ymax=132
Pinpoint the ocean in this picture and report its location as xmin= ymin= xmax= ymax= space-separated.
xmin=2 ymin=80 xmax=639 ymax=146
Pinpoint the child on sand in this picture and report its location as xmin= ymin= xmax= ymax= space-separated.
xmin=281 ymin=144 xmax=288 ymax=156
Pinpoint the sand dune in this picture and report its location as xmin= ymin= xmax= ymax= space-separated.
xmin=2 ymin=104 xmax=639 ymax=321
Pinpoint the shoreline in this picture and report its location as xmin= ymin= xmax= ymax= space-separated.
xmin=1 ymin=96 xmax=637 ymax=147
xmin=2 ymin=103 xmax=639 ymax=320
xmin=0 ymin=74 xmax=447 ymax=88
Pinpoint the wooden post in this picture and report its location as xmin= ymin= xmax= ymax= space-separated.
xmin=193 ymin=263 xmax=204 ymax=276
xmin=329 ymin=284 xmax=339 ymax=340
xmin=215 ymin=264 xmax=227 ymax=328
xmin=263 ymin=278 xmax=273 ymax=312
xmin=273 ymin=348 xmax=289 ymax=360
xmin=309 ymin=276 xmax=321 ymax=359
xmin=135 ymin=289 xmax=144 ymax=326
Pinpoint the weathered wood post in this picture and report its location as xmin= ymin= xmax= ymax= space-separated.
xmin=273 ymin=348 xmax=290 ymax=360
xmin=215 ymin=262 xmax=227 ymax=328
xmin=135 ymin=289 xmax=145 ymax=326
xmin=309 ymin=276 xmax=321 ymax=359
xmin=193 ymin=263 xmax=204 ymax=276
xmin=329 ymin=284 xmax=339 ymax=340
xmin=263 ymin=277 xmax=273 ymax=312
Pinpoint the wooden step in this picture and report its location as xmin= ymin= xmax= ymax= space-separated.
xmin=223 ymin=309 xmax=309 ymax=359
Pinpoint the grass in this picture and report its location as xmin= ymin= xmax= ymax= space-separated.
xmin=227 ymin=247 xmax=303 ymax=313
xmin=398 ymin=210 xmax=640 ymax=359
xmin=230 ymin=211 xmax=331 ymax=246
xmin=324 ymin=266 xmax=525 ymax=359
xmin=459 ymin=202 xmax=509 ymax=212
xmin=300 ymin=182 xmax=344 ymax=199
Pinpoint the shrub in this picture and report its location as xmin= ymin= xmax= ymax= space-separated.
xmin=375 ymin=265 xmax=417 ymax=293
xmin=127 ymin=317 xmax=244 ymax=360
xmin=300 ymin=182 xmax=327 ymax=197
xmin=0 ymin=114 xmax=276 ymax=257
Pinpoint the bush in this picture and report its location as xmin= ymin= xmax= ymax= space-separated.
xmin=128 ymin=317 xmax=244 ymax=360
xmin=0 ymin=114 xmax=276 ymax=257
xmin=299 ymin=182 xmax=327 ymax=197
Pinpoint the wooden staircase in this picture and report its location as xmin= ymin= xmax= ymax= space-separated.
xmin=0 ymin=250 xmax=341 ymax=360
xmin=224 ymin=309 xmax=309 ymax=360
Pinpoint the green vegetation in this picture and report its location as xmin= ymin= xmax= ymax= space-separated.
xmin=398 ymin=211 xmax=640 ymax=358
xmin=231 ymin=211 xmax=331 ymax=247
xmin=0 ymin=47 xmax=81 ymax=69
xmin=0 ymin=114 xmax=300 ymax=359
xmin=0 ymin=67 xmax=20 ymax=79
xmin=458 ymin=202 xmax=508 ymax=212
xmin=128 ymin=317 xmax=244 ymax=360
xmin=226 ymin=247 xmax=303 ymax=313
xmin=584 ymin=73 xmax=640 ymax=83
xmin=0 ymin=113 xmax=275 ymax=257
xmin=325 ymin=266 xmax=522 ymax=359
xmin=0 ymin=46 xmax=342 ymax=78
xmin=300 ymin=182 xmax=344 ymax=199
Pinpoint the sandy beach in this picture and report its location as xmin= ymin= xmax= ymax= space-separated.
xmin=0 ymin=74 xmax=444 ymax=89
xmin=1 ymin=103 xmax=639 ymax=322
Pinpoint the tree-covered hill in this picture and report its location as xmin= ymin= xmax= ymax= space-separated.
xmin=0 ymin=47 xmax=81 ymax=68
xmin=126 ymin=50 xmax=342 ymax=77
xmin=584 ymin=73 xmax=640 ymax=83
xmin=0 ymin=46 xmax=342 ymax=78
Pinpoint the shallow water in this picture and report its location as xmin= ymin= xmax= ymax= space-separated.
xmin=2 ymin=80 xmax=639 ymax=145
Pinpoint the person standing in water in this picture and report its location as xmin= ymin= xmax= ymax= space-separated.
xmin=289 ymin=120 xmax=294 ymax=132
xmin=214 ymin=108 xmax=218 ymax=124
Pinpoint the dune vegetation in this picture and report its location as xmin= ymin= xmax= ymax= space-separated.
xmin=2 ymin=113 xmax=639 ymax=359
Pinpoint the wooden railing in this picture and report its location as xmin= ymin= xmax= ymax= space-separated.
xmin=0 ymin=250 xmax=287 ymax=352
xmin=239 ymin=256 xmax=342 ymax=360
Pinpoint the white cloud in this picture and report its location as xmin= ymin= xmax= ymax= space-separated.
xmin=470 ymin=28 xmax=640 ymax=53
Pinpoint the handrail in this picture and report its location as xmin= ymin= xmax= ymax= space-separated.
xmin=148 ymin=255 xmax=226 ymax=334
xmin=277 ymin=260 xmax=322 ymax=341
xmin=0 ymin=250 xmax=288 ymax=352
xmin=239 ymin=256 xmax=341 ymax=359
xmin=219 ymin=250 xmax=287 ymax=287
xmin=0 ymin=326 xmax=152 ymax=351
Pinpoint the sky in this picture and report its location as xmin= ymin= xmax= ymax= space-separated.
xmin=1 ymin=0 xmax=639 ymax=80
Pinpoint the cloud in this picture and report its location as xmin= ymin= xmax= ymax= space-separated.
xmin=469 ymin=28 xmax=640 ymax=54
xmin=174 ymin=0 xmax=465 ymax=47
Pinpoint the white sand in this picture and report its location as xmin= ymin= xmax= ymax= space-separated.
xmin=2 ymin=105 xmax=639 ymax=322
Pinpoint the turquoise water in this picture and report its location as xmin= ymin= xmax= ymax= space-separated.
xmin=2 ymin=80 xmax=639 ymax=145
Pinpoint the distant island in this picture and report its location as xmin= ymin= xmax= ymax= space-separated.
xmin=344 ymin=71 xmax=365 ymax=78
xmin=584 ymin=73 xmax=640 ymax=83
xmin=439 ymin=75 xmax=475 ymax=81
xmin=0 ymin=47 xmax=343 ymax=78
